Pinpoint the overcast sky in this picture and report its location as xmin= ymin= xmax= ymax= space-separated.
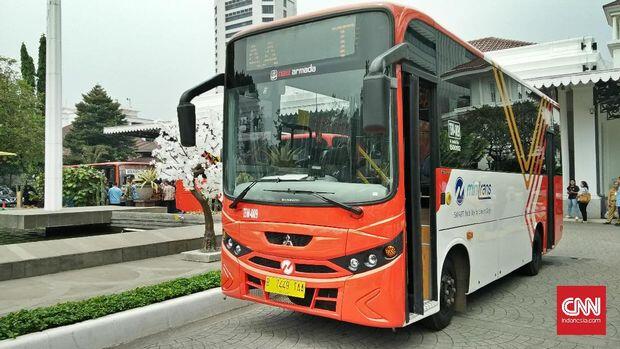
xmin=0 ymin=0 xmax=613 ymax=120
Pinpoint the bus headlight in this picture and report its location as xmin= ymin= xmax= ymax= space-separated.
xmin=349 ymin=258 xmax=360 ymax=271
xmin=365 ymin=254 xmax=378 ymax=268
xmin=222 ymin=232 xmax=252 ymax=257
xmin=330 ymin=234 xmax=403 ymax=274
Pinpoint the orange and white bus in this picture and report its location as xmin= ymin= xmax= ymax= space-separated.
xmin=177 ymin=2 xmax=563 ymax=329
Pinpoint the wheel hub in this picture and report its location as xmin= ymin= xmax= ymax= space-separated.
xmin=441 ymin=273 xmax=457 ymax=307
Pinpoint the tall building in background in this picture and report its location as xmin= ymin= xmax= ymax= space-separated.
xmin=214 ymin=0 xmax=297 ymax=73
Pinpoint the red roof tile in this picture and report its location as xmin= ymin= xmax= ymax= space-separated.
xmin=468 ymin=37 xmax=535 ymax=52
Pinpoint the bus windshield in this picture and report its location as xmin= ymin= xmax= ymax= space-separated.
xmin=224 ymin=11 xmax=394 ymax=205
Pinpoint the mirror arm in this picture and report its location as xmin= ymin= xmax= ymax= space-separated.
xmin=176 ymin=73 xmax=225 ymax=147
xmin=178 ymin=73 xmax=225 ymax=105
xmin=368 ymin=42 xmax=416 ymax=76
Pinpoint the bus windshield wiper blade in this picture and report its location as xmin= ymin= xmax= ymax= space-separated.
xmin=229 ymin=175 xmax=315 ymax=209
xmin=229 ymin=180 xmax=259 ymax=209
xmin=264 ymin=189 xmax=363 ymax=216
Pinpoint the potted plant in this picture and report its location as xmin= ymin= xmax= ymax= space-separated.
xmin=133 ymin=168 xmax=158 ymax=200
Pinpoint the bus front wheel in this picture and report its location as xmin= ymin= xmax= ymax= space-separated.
xmin=522 ymin=233 xmax=542 ymax=276
xmin=422 ymin=256 xmax=456 ymax=330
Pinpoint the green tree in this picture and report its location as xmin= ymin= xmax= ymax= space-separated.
xmin=0 ymin=57 xmax=45 ymax=182
xmin=63 ymin=85 xmax=135 ymax=164
xmin=36 ymin=34 xmax=46 ymax=108
xmin=19 ymin=43 xmax=36 ymax=89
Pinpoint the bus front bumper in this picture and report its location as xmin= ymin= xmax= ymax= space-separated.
xmin=221 ymin=247 xmax=406 ymax=328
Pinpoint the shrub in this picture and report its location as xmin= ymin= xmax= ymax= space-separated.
xmin=29 ymin=166 xmax=107 ymax=207
xmin=0 ymin=271 xmax=220 ymax=340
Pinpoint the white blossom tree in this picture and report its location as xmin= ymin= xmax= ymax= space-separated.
xmin=152 ymin=112 xmax=223 ymax=252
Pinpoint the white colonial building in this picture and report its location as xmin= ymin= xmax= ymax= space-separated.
xmin=472 ymin=1 xmax=620 ymax=218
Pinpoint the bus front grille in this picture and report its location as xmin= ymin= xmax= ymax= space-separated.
xmin=265 ymin=232 xmax=312 ymax=246
xmin=249 ymin=256 xmax=336 ymax=274
xmin=244 ymin=273 xmax=338 ymax=313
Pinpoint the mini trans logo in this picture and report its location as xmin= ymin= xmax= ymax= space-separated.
xmin=280 ymin=259 xmax=294 ymax=275
xmin=270 ymin=69 xmax=278 ymax=81
xmin=455 ymin=177 xmax=465 ymax=206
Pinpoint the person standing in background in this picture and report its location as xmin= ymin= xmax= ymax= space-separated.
xmin=108 ymin=183 xmax=122 ymax=206
xmin=125 ymin=177 xmax=135 ymax=207
xmin=566 ymin=179 xmax=580 ymax=219
xmin=604 ymin=183 xmax=618 ymax=224
xmin=576 ymin=181 xmax=591 ymax=223
xmin=163 ymin=181 xmax=176 ymax=213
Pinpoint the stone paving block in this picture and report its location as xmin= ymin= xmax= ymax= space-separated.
xmin=23 ymin=258 xmax=60 ymax=278
xmin=0 ymin=263 xmax=11 ymax=281
xmin=122 ymin=246 xmax=147 ymax=262
xmin=10 ymin=261 xmax=25 ymax=280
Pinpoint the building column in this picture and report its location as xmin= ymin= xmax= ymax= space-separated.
xmin=44 ymin=0 xmax=63 ymax=211
xmin=614 ymin=16 xmax=618 ymax=40
xmin=572 ymin=85 xmax=601 ymax=217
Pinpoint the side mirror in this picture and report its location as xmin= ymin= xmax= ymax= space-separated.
xmin=361 ymin=42 xmax=417 ymax=134
xmin=176 ymin=73 xmax=225 ymax=147
xmin=362 ymin=74 xmax=391 ymax=133
xmin=177 ymin=103 xmax=197 ymax=147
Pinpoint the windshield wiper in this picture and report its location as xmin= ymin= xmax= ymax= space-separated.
xmin=229 ymin=175 xmax=314 ymax=209
xmin=264 ymin=189 xmax=363 ymax=216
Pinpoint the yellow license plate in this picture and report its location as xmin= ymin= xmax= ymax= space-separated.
xmin=265 ymin=276 xmax=306 ymax=298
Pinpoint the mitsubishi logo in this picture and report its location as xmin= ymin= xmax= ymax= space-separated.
xmin=281 ymin=259 xmax=294 ymax=275
xmin=282 ymin=234 xmax=294 ymax=246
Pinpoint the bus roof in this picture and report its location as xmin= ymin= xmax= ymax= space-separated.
xmin=229 ymin=2 xmax=559 ymax=110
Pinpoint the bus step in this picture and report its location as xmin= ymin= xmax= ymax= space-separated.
xmin=405 ymin=300 xmax=439 ymax=325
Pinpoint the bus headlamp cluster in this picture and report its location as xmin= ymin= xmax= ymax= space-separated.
xmin=222 ymin=232 xmax=252 ymax=257
xmin=331 ymin=234 xmax=403 ymax=274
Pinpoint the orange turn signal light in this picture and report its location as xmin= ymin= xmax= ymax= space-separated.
xmin=384 ymin=245 xmax=397 ymax=259
xmin=466 ymin=231 xmax=474 ymax=240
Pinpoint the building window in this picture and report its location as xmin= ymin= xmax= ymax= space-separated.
xmin=225 ymin=8 xmax=252 ymax=22
xmin=226 ymin=31 xmax=239 ymax=39
xmin=225 ymin=0 xmax=252 ymax=11
xmin=283 ymin=0 xmax=286 ymax=7
xmin=226 ymin=20 xmax=252 ymax=31
xmin=262 ymin=17 xmax=273 ymax=22
xmin=283 ymin=9 xmax=287 ymax=17
xmin=262 ymin=5 xmax=274 ymax=14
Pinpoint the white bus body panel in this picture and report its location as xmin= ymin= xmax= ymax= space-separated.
xmin=436 ymin=169 xmax=544 ymax=294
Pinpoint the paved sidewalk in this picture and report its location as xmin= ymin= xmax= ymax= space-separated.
xmin=123 ymin=222 xmax=620 ymax=348
xmin=0 ymin=253 xmax=220 ymax=316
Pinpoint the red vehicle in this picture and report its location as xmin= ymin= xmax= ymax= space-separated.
xmin=177 ymin=2 xmax=562 ymax=329
xmin=66 ymin=162 xmax=151 ymax=186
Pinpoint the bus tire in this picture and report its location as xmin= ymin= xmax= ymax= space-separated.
xmin=522 ymin=232 xmax=542 ymax=276
xmin=422 ymin=256 xmax=456 ymax=331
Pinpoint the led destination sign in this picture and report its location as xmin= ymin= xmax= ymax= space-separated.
xmin=245 ymin=15 xmax=357 ymax=71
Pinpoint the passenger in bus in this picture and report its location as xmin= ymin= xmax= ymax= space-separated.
xmin=604 ymin=182 xmax=618 ymax=224
xmin=566 ymin=179 xmax=580 ymax=219
xmin=576 ymin=181 xmax=591 ymax=223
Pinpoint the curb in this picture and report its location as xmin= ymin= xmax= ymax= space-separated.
xmin=0 ymin=287 xmax=249 ymax=349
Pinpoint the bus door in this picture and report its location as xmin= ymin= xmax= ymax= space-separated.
xmin=403 ymin=70 xmax=438 ymax=317
xmin=544 ymin=130 xmax=555 ymax=250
